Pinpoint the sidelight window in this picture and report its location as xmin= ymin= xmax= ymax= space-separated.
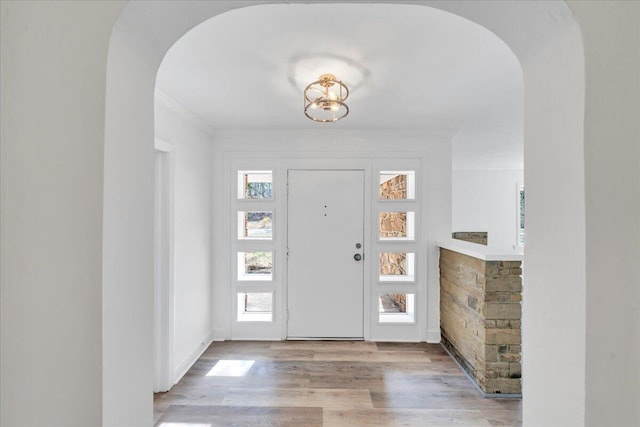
xmin=379 ymin=171 xmax=415 ymax=200
xmin=237 ymin=292 xmax=273 ymax=322
xmin=378 ymin=293 xmax=415 ymax=323
xmin=379 ymin=252 xmax=415 ymax=282
xmin=237 ymin=211 xmax=273 ymax=240
xmin=379 ymin=211 xmax=415 ymax=240
xmin=238 ymin=170 xmax=273 ymax=200
xmin=237 ymin=251 xmax=273 ymax=281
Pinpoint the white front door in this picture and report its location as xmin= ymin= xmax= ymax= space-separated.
xmin=287 ymin=170 xmax=365 ymax=338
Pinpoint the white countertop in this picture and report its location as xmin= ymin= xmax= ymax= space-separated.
xmin=437 ymin=239 xmax=524 ymax=261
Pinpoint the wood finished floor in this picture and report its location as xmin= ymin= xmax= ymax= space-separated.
xmin=154 ymin=341 xmax=521 ymax=427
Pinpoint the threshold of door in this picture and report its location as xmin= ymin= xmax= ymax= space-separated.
xmin=287 ymin=337 xmax=364 ymax=341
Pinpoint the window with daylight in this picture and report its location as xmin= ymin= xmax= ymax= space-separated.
xmin=379 ymin=171 xmax=415 ymax=200
xmin=378 ymin=293 xmax=415 ymax=323
xmin=379 ymin=252 xmax=415 ymax=282
xmin=379 ymin=211 xmax=415 ymax=240
xmin=237 ymin=251 xmax=273 ymax=281
xmin=237 ymin=292 xmax=272 ymax=322
xmin=238 ymin=170 xmax=273 ymax=200
xmin=237 ymin=211 xmax=273 ymax=240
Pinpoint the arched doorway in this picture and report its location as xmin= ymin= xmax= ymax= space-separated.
xmin=104 ymin=2 xmax=585 ymax=426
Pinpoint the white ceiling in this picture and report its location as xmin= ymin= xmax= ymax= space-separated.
xmin=156 ymin=3 xmax=524 ymax=169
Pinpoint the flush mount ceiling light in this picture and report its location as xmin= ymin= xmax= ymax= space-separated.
xmin=304 ymin=74 xmax=349 ymax=123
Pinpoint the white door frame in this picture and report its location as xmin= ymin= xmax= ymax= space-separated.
xmin=154 ymin=138 xmax=175 ymax=392
xmin=227 ymin=153 xmax=429 ymax=342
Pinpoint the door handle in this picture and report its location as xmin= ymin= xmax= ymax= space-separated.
xmin=353 ymin=253 xmax=362 ymax=261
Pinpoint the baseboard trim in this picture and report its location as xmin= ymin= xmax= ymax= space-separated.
xmin=426 ymin=329 xmax=441 ymax=343
xmin=210 ymin=328 xmax=226 ymax=341
xmin=173 ymin=331 xmax=214 ymax=385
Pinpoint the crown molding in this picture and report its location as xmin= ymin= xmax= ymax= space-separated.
xmin=154 ymin=88 xmax=215 ymax=136
xmin=211 ymin=128 xmax=453 ymax=140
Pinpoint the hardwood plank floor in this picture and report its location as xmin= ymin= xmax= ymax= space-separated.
xmin=154 ymin=341 xmax=521 ymax=427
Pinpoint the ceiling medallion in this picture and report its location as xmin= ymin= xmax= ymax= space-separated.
xmin=303 ymin=74 xmax=349 ymax=123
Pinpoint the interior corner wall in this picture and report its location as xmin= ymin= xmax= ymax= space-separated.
xmin=569 ymin=2 xmax=640 ymax=426
xmin=452 ymin=169 xmax=523 ymax=250
xmin=426 ymin=140 xmax=453 ymax=342
xmin=154 ymin=99 xmax=214 ymax=383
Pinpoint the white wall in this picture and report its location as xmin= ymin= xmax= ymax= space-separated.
xmin=103 ymin=15 xmax=158 ymax=426
xmin=452 ymin=169 xmax=523 ymax=249
xmin=568 ymin=2 xmax=640 ymax=426
xmin=521 ymin=18 xmax=587 ymax=427
xmin=154 ymin=94 xmax=214 ymax=383
xmin=0 ymin=2 xmax=125 ymax=426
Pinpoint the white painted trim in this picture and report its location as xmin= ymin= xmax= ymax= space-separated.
xmin=154 ymin=137 xmax=175 ymax=153
xmin=224 ymin=336 xmax=282 ymax=341
xmin=371 ymin=158 xmax=424 ymax=342
xmin=371 ymin=338 xmax=422 ymax=343
xmin=229 ymin=158 xmax=280 ymax=340
xmin=172 ymin=331 xmax=214 ymax=386
xmin=437 ymin=239 xmax=524 ymax=261
xmin=426 ymin=329 xmax=441 ymax=343
xmin=452 ymin=167 xmax=525 ymax=172
xmin=155 ymin=88 xmax=215 ymax=136
xmin=226 ymin=152 xmax=432 ymax=343
xmin=210 ymin=328 xmax=226 ymax=341
xmin=153 ymin=150 xmax=175 ymax=393
xmin=213 ymin=128 xmax=450 ymax=140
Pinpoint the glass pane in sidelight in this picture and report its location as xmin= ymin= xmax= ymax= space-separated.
xmin=379 ymin=211 xmax=415 ymax=240
xmin=238 ymin=170 xmax=273 ymax=199
xmin=238 ymin=211 xmax=273 ymax=239
xmin=379 ymin=252 xmax=415 ymax=282
xmin=379 ymin=293 xmax=415 ymax=323
xmin=237 ymin=251 xmax=273 ymax=281
xmin=237 ymin=292 xmax=272 ymax=322
xmin=379 ymin=171 xmax=415 ymax=200
xmin=244 ymin=293 xmax=272 ymax=313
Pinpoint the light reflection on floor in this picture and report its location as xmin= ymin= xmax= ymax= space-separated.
xmin=205 ymin=360 xmax=255 ymax=377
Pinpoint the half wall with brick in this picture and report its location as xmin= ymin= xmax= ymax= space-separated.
xmin=439 ymin=248 xmax=522 ymax=395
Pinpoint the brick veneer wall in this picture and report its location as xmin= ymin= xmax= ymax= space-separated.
xmin=452 ymin=231 xmax=488 ymax=245
xmin=439 ymin=248 xmax=522 ymax=394
xmin=379 ymin=212 xmax=407 ymax=238
xmin=380 ymin=174 xmax=407 ymax=199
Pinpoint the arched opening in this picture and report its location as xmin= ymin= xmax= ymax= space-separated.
xmin=104 ymin=2 xmax=585 ymax=426
xmin=152 ymin=0 xmax=524 ymax=391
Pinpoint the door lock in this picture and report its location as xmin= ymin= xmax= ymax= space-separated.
xmin=353 ymin=253 xmax=362 ymax=261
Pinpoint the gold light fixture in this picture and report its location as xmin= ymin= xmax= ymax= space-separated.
xmin=304 ymin=74 xmax=349 ymax=123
